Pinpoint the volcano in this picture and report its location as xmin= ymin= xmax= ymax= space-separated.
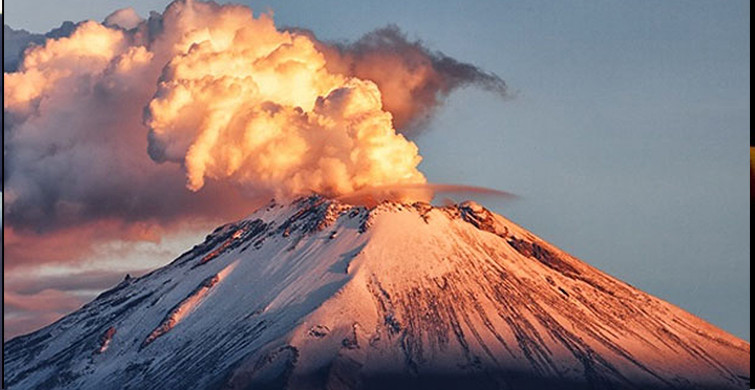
xmin=3 ymin=196 xmax=749 ymax=389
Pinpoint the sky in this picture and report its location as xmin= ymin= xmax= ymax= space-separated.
xmin=2 ymin=0 xmax=749 ymax=343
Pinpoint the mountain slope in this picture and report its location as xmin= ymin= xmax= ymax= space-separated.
xmin=3 ymin=196 xmax=749 ymax=389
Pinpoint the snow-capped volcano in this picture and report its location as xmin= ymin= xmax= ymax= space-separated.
xmin=3 ymin=196 xmax=749 ymax=389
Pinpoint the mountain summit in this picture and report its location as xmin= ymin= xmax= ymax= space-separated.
xmin=3 ymin=196 xmax=749 ymax=389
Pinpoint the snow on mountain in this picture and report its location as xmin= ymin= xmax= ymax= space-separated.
xmin=3 ymin=196 xmax=749 ymax=389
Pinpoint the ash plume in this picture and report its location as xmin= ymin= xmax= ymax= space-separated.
xmin=3 ymin=0 xmax=508 ymax=237
xmin=298 ymin=25 xmax=509 ymax=133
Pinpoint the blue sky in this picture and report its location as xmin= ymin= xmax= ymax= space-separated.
xmin=4 ymin=0 xmax=750 ymax=340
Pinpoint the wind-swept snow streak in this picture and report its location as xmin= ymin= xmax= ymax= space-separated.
xmin=96 ymin=327 xmax=116 ymax=354
xmin=143 ymin=262 xmax=237 ymax=347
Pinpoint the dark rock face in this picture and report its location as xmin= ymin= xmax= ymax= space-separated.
xmin=506 ymin=237 xmax=580 ymax=276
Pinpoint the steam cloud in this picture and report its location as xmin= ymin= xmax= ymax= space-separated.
xmin=3 ymin=0 xmax=507 ymax=234
xmin=142 ymin=5 xmax=425 ymax=197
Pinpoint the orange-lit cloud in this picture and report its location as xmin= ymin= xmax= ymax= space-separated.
xmin=4 ymin=289 xmax=89 ymax=340
xmin=4 ymin=0 xmax=505 ymax=236
xmin=144 ymin=11 xmax=426 ymax=197
xmin=4 ymin=289 xmax=87 ymax=313
xmin=4 ymin=221 xmax=161 ymax=270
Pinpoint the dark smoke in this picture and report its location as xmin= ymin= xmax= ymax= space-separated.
xmin=295 ymin=25 xmax=509 ymax=133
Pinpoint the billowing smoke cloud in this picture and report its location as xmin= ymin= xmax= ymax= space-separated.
xmin=4 ymin=0 xmax=506 ymax=235
xmin=311 ymin=25 xmax=509 ymax=132
xmin=143 ymin=7 xmax=425 ymax=197
xmin=4 ymin=11 xmax=262 ymax=232
xmin=103 ymin=8 xmax=144 ymax=30
xmin=3 ymin=20 xmax=77 ymax=71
